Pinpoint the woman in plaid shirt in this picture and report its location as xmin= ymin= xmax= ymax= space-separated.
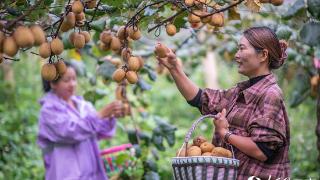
xmin=156 ymin=26 xmax=290 ymax=179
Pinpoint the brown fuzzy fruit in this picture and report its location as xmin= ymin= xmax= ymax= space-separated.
xmin=200 ymin=12 xmax=211 ymax=24
xmin=66 ymin=12 xmax=76 ymax=27
xmin=202 ymin=152 xmax=212 ymax=156
xmin=155 ymin=43 xmax=169 ymax=58
xmin=110 ymin=37 xmax=121 ymax=51
xmin=125 ymin=71 xmax=138 ymax=84
xmin=123 ymin=102 xmax=131 ymax=115
xmin=41 ymin=63 xmax=57 ymax=81
xmin=30 ymin=25 xmax=46 ymax=46
xmin=310 ymin=75 xmax=319 ymax=86
xmin=200 ymin=142 xmax=215 ymax=153
xmin=112 ymin=68 xmax=126 ymax=83
xmin=193 ymin=135 xmax=207 ymax=147
xmin=87 ymin=0 xmax=96 ymax=9
xmin=73 ymin=33 xmax=85 ymax=49
xmin=60 ymin=20 xmax=73 ymax=32
xmin=128 ymin=56 xmax=140 ymax=71
xmin=191 ymin=22 xmax=202 ymax=29
xmin=75 ymin=12 xmax=85 ymax=21
xmin=3 ymin=37 xmax=18 ymax=57
xmin=121 ymin=47 xmax=132 ymax=62
xmin=13 ymin=26 xmax=34 ymax=48
xmin=69 ymin=32 xmax=77 ymax=44
xmin=72 ymin=1 xmax=84 ymax=14
xmin=166 ymin=24 xmax=177 ymax=36
xmin=176 ymin=147 xmax=188 ymax=157
xmin=188 ymin=11 xmax=201 ymax=23
xmin=55 ymin=60 xmax=67 ymax=75
xmin=259 ymin=0 xmax=270 ymax=3
xmin=39 ymin=42 xmax=51 ymax=58
xmin=50 ymin=38 xmax=64 ymax=55
xmin=187 ymin=146 xmax=202 ymax=156
xmin=212 ymin=147 xmax=232 ymax=158
xmin=185 ymin=0 xmax=194 ymax=6
xmin=100 ymin=31 xmax=112 ymax=44
xmin=271 ymin=0 xmax=283 ymax=6
xmin=138 ymin=56 xmax=144 ymax=69
xmin=99 ymin=42 xmax=110 ymax=51
xmin=128 ymin=26 xmax=141 ymax=40
xmin=80 ymin=31 xmax=91 ymax=43
xmin=209 ymin=13 xmax=224 ymax=27
xmin=116 ymin=26 xmax=128 ymax=40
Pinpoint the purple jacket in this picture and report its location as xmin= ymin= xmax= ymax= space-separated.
xmin=37 ymin=92 xmax=116 ymax=180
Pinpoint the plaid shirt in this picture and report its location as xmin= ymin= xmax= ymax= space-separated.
xmin=200 ymin=73 xmax=290 ymax=179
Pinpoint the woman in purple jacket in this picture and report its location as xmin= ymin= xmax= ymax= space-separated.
xmin=37 ymin=61 xmax=124 ymax=180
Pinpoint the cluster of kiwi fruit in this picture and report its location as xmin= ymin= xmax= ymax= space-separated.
xmin=41 ymin=60 xmax=67 ymax=81
xmin=176 ymin=135 xmax=232 ymax=158
xmin=0 ymin=25 xmax=47 ymax=63
xmin=98 ymin=25 xmax=144 ymax=84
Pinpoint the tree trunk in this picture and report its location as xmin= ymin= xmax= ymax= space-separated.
xmin=202 ymin=50 xmax=219 ymax=89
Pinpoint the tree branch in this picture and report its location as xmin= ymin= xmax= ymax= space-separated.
xmin=5 ymin=0 xmax=43 ymax=29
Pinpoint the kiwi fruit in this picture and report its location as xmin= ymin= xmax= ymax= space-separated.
xmin=166 ymin=24 xmax=177 ymax=36
xmin=121 ymin=47 xmax=132 ymax=62
xmin=39 ymin=42 xmax=51 ymax=58
xmin=193 ymin=135 xmax=207 ymax=147
xmin=112 ymin=68 xmax=126 ymax=82
xmin=128 ymin=26 xmax=141 ymax=40
xmin=75 ymin=12 xmax=85 ymax=21
xmin=155 ymin=43 xmax=169 ymax=58
xmin=73 ymin=33 xmax=85 ymax=49
xmin=87 ymin=0 xmax=96 ymax=9
xmin=202 ymin=152 xmax=212 ymax=156
xmin=185 ymin=0 xmax=194 ymax=6
xmin=187 ymin=146 xmax=202 ymax=156
xmin=271 ymin=0 xmax=283 ymax=6
xmin=188 ymin=11 xmax=201 ymax=23
xmin=126 ymin=71 xmax=138 ymax=84
xmin=69 ymin=32 xmax=76 ymax=44
xmin=116 ymin=26 xmax=128 ymax=40
xmin=99 ymin=42 xmax=110 ymax=51
xmin=13 ymin=26 xmax=35 ymax=48
xmin=200 ymin=11 xmax=211 ymax=23
xmin=80 ymin=31 xmax=91 ymax=43
xmin=200 ymin=142 xmax=214 ymax=153
xmin=30 ymin=25 xmax=46 ymax=46
xmin=128 ymin=56 xmax=140 ymax=71
xmin=55 ymin=60 xmax=67 ymax=75
xmin=3 ymin=37 xmax=18 ymax=57
xmin=50 ymin=38 xmax=64 ymax=55
xmin=60 ymin=20 xmax=72 ymax=32
xmin=72 ymin=1 xmax=84 ymax=14
xmin=41 ymin=63 xmax=57 ymax=81
xmin=100 ymin=31 xmax=112 ymax=44
xmin=66 ymin=12 xmax=76 ymax=27
xmin=138 ymin=56 xmax=144 ymax=69
xmin=209 ymin=13 xmax=224 ymax=27
xmin=110 ymin=37 xmax=121 ymax=52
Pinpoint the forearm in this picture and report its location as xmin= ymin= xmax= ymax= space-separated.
xmin=227 ymin=134 xmax=267 ymax=161
xmin=169 ymin=66 xmax=199 ymax=101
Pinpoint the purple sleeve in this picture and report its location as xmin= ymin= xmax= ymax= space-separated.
xmin=39 ymin=105 xmax=114 ymax=144
xmin=85 ymin=102 xmax=117 ymax=140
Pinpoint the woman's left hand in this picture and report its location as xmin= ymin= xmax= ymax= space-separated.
xmin=213 ymin=108 xmax=229 ymax=137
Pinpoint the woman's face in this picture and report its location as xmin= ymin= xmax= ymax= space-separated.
xmin=235 ymin=36 xmax=268 ymax=78
xmin=51 ymin=67 xmax=77 ymax=100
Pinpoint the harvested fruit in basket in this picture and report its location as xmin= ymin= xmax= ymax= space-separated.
xmin=212 ymin=147 xmax=232 ymax=158
xmin=176 ymin=147 xmax=188 ymax=157
xmin=187 ymin=146 xmax=202 ymax=156
xmin=200 ymin=142 xmax=215 ymax=153
xmin=192 ymin=135 xmax=207 ymax=147
xmin=202 ymin=152 xmax=212 ymax=156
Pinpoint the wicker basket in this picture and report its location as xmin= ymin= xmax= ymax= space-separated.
xmin=172 ymin=114 xmax=240 ymax=180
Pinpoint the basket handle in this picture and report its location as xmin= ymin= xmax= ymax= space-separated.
xmin=177 ymin=114 xmax=236 ymax=159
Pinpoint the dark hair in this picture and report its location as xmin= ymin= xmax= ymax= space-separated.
xmin=243 ymin=26 xmax=288 ymax=69
xmin=42 ymin=61 xmax=74 ymax=92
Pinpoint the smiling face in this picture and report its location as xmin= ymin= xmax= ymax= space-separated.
xmin=51 ymin=67 xmax=77 ymax=101
xmin=235 ymin=36 xmax=270 ymax=78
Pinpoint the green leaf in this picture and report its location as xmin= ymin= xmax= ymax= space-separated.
xmin=164 ymin=132 xmax=175 ymax=147
xmin=283 ymin=0 xmax=306 ymax=20
xmin=152 ymin=131 xmax=165 ymax=151
xmin=307 ymin=0 xmax=320 ymax=19
xmin=90 ymin=18 xmax=107 ymax=33
xmin=276 ymin=26 xmax=293 ymax=40
xmin=300 ymin=21 xmax=320 ymax=46
xmin=97 ymin=60 xmax=117 ymax=79
xmin=115 ymin=153 xmax=130 ymax=166
xmin=289 ymin=73 xmax=310 ymax=107
xmin=143 ymin=159 xmax=158 ymax=172
xmin=83 ymin=89 xmax=107 ymax=104
xmin=137 ymin=78 xmax=152 ymax=91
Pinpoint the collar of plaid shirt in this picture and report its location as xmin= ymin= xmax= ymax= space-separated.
xmin=236 ymin=74 xmax=277 ymax=104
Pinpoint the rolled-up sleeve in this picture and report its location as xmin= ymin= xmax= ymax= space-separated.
xmin=247 ymin=91 xmax=286 ymax=150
